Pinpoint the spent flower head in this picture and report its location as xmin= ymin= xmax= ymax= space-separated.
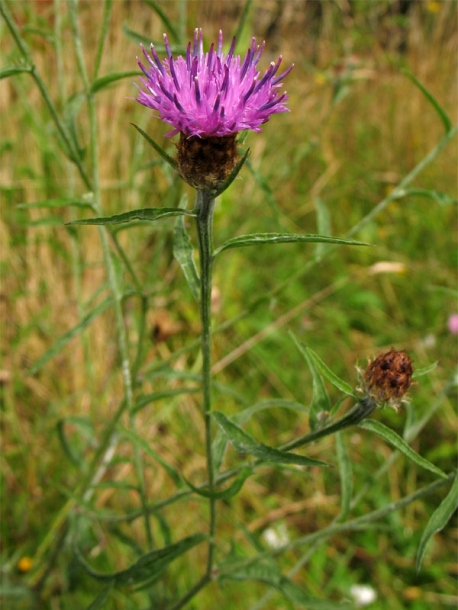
xmin=358 ymin=348 xmax=414 ymax=411
xmin=136 ymin=28 xmax=293 ymax=138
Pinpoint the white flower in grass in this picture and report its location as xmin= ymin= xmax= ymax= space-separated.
xmin=262 ymin=522 xmax=289 ymax=549
xmin=350 ymin=584 xmax=377 ymax=606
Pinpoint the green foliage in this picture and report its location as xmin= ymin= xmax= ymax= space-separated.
xmin=1 ymin=1 xmax=456 ymax=609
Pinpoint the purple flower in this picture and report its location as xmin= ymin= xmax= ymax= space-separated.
xmin=136 ymin=29 xmax=293 ymax=138
xmin=448 ymin=314 xmax=458 ymax=335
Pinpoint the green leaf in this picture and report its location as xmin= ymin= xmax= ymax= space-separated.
xmin=185 ymin=466 xmax=252 ymax=500
xmin=0 ymin=66 xmax=32 ymax=79
xmin=359 ymin=420 xmax=448 ymax=479
xmin=85 ymin=582 xmax=113 ymax=610
xmin=131 ymin=123 xmax=178 ymax=170
xmin=120 ymin=427 xmax=182 ymax=488
xmin=314 ymin=198 xmax=331 ymax=261
xmin=412 ymin=361 xmax=438 ymax=379
xmin=56 ymin=417 xmax=94 ymax=468
xmin=335 ymin=432 xmax=352 ymax=521
xmin=77 ymin=534 xmax=206 ymax=585
xmin=212 ymin=411 xmax=328 ymax=468
xmin=213 ymin=400 xmax=308 ymax=474
xmin=291 ymin=336 xmax=331 ymax=431
xmin=292 ymin=338 xmax=356 ymax=397
xmin=173 ymin=195 xmax=200 ymax=301
xmin=16 ymin=196 xmax=93 ymax=210
xmin=246 ymin=157 xmax=280 ymax=219
xmin=67 ymin=207 xmax=196 ymax=227
xmin=91 ymin=71 xmax=140 ymax=94
xmin=132 ymin=388 xmax=200 ymax=415
xmin=215 ymin=232 xmax=370 ymax=255
xmin=122 ymin=23 xmax=187 ymax=52
xmin=399 ymin=188 xmax=457 ymax=206
xmin=28 ymin=297 xmax=113 ymax=375
xmin=143 ymin=0 xmax=179 ymax=41
xmin=221 ymin=561 xmax=348 ymax=608
xmin=416 ymin=473 xmax=458 ymax=570
xmin=403 ymin=69 xmax=452 ymax=134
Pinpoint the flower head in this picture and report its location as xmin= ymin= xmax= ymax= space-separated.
xmin=136 ymin=29 xmax=293 ymax=138
xmin=358 ymin=348 xmax=414 ymax=411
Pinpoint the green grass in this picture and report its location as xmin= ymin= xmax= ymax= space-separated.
xmin=1 ymin=1 xmax=457 ymax=609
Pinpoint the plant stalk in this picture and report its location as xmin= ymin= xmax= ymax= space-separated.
xmin=195 ymin=189 xmax=217 ymax=577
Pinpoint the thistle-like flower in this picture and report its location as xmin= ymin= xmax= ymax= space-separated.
xmin=135 ymin=29 xmax=293 ymax=189
xmin=136 ymin=28 xmax=293 ymax=138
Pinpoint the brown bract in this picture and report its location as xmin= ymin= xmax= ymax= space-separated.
xmin=363 ymin=348 xmax=414 ymax=410
xmin=176 ymin=133 xmax=238 ymax=190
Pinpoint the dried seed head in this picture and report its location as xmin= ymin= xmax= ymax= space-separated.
xmin=360 ymin=348 xmax=414 ymax=411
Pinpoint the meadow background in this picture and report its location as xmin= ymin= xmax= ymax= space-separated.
xmin=1 ymin=1 xmax=457 ymax=609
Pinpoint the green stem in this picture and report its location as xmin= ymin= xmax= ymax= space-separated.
xmin=0 ymin=0 xmax=91 ymax=190
xmin=195 ymin=189 xmax=217 ymax=577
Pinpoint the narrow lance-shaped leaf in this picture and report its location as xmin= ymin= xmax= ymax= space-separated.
xmin=185 ymin=466 xmax=253 ymax=500
xmin=91 ymin=71 xmax=140 ymax=93
xmin=412 ymin=361 xmax=438 ymax=379
xmin=76 ymin=533 xmax=206 ymax=585
xmin=221 ymin=561 xmax=350 ymax=608
xmin=120 ymin=426 xmax=182 ymax=488
xmin=215 ymin=233 xmax=371 ymax=256
xmin=211 ymin=148 xmax=250 ymax=198
xmin=28 ymin=296 xmax=113 ymax=375
xmin=291 ymin=335 xmax=331 ymax=431
xmin=291 ymin=336 xmax=356 ymax=397
xmin=213 ymin=400 xmax=309 ymax=474
xmin=67 ymin=207 xmax=196 ymax=227
xmin=402 ymin=69 xmax=452 ymax=134
xmin=173 ymin=195 xmax=200 ymax=301
xmin=314 ymin=197 xmax=331 ymax=261
xmin=416 ymin=473 xmax=458 ymax=571
xmin=131 ymin=123 xmax=178 ymax=170
xmin=143 ymin=0 xmax=180 ymax=42
xmin=359 ymin=420 xmax=448 ymax=479
xmin=0 ymin=66 xmax=32 ymax=79
xmin=17 ymin=196 xmax=94 ymax=210
xmin=335 ymin=432 xmax=353 ymax=521
xmin=56 ymin=416 xmax=94 ymax=469
xmin=85 ymin=582 xmax=114 ymax=610
xmin=212 ymin=411 xmax=328 ymax=468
